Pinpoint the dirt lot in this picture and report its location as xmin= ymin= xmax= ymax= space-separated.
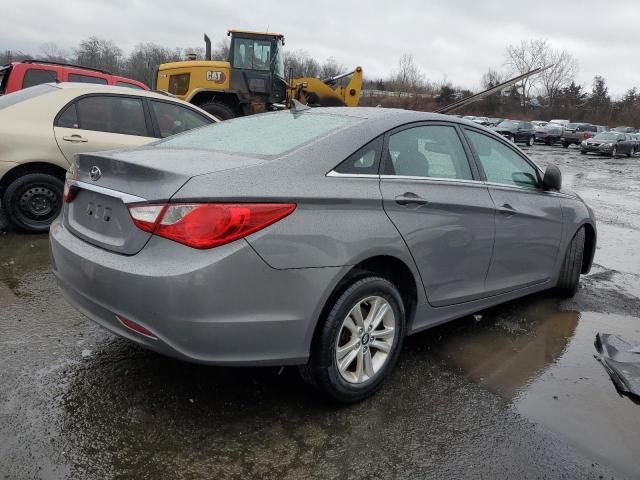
xmin=1 ymin=145 xmax=639 ymax=479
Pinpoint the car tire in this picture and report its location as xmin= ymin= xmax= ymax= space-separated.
xmin=555 ymin=227 xmax=585 ymax=298
xmin=300 ymin=276 xmax=406 ymax=403
xmin=527 ymin=136 xmax=535 ymax=147
xmin=627 ymin=147 xmax=635 ymax=157
xmin=2 ymin=173 xmax=64 ymax=233
xmin=611 ymin=146 xmax=617 ymax=157
xmin=562 ymin=142 xmax=569 ymax=148
xmin=199 ymin=101 xmax=237 ymax=121
xmin=580 ymin=150 xmax=587 ymax=155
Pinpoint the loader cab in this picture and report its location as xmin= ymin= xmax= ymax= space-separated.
xmin=227 ymin=30 xmax=288 ymax=108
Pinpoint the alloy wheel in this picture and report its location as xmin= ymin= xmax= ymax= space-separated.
xmin=335 ymin=296 xmax=396 ymax=384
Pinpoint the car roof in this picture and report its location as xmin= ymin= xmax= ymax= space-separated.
xmin=52 ymin=82 xmax=170 ymax=100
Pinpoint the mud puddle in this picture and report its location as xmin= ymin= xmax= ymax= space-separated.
xmin=428 ymin=298 xmax=640 ymax=478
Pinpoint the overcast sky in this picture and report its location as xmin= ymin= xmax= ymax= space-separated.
xmin=2 ymin=0 xmax=639 ymax=95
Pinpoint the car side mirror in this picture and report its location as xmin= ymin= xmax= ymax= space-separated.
xmin=542 ymin=165 xmax=562 ymax=191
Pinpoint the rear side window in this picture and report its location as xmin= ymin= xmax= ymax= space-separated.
xmin=68 ymin=74 xmax=108 ymax=85
xmin=150 ymin=100 xmax=211 ymax=138
xmin=334 ymin=137 xmax=382 ymax=175
xmin=116 ymin=81 xmax=144 ymax=90
xmin=158 ymin=112 xmax=355 ymax=156
xmin=22 ymin=68 xmax=57 ymax=88
xmin=56 ymin=104 xmax=78 ymax=128
xmin=75 ymin=95 xmax=148 ymax=136
xmin=168 ymin=74 xmax=190 ymax=95
xmin=386 ymin=125 xmax=473 ymax=180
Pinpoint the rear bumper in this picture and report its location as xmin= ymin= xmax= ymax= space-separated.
xmin=50 ymin=217 xmax=347 ymax=366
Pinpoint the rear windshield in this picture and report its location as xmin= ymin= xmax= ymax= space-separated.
xmin=0 ymin=83 xmax=57 ymax=110
xmin=157 ymin=112 xmax=356 ymax=156
xmin=497 ymin=120 xmax=519 ymax=128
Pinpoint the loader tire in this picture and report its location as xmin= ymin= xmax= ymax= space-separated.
xmin=200 ymin=101 xmax=236 ymax=121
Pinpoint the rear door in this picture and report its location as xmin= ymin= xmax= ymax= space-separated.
xmin=54 ymin=94 xmax=155 ymax=162
xmin=380 ymin=122 xmax=496 ymax=306
xmin=463 ymin=128 xmax=563 ymax=294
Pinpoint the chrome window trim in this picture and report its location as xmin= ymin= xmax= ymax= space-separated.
xmin=380 ymin=174 xmax=484 ymax=185
xmin=72 ymin=180 xmax=147 ymax=204
xmin=326 ymin=171 xmax=379 ymax=179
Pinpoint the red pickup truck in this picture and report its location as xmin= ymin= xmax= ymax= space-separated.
xmin=0 ymin=60 xmax=148 ymax=94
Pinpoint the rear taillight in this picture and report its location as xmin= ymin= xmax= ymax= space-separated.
xmin=583 ymin=132 xmax=589 ymax=140
xmin=127 ymin=203 xmax=296 ymax=249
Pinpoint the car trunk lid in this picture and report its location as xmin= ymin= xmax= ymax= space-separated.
xmin=63 ymin=147 xmax=267 ymax=255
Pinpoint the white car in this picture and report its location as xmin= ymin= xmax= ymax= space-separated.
xmin=0 ymin=83 xmax=217 ymax=232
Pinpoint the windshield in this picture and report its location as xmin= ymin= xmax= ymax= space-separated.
xmin=594 ymin=132 xmax=623 ymax=141
xmin=0 ymin=83 xmax=57 ymax=109
xmin=274 ymin=40 xmax=285 ymax=79
xmin=157 ymin=112 xmax=356 ymax=157
xmin=497 ymin=120 xmax=519 ymax=128
xmin=233 ymin=38 xmax=272 ymax=71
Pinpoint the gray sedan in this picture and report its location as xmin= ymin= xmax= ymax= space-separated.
xmin=50 ymin=109 xmax=597 ymax=403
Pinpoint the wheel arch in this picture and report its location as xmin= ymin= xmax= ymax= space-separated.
xmin=0 ymin=161 xmax=67 ymax=199
xmin=581 ymin=221 xmax=597 ymax=274
xmin=309 ymin=255 xmax=420 ymax=354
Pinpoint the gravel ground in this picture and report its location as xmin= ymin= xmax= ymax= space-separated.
xmin=1 ymin=144 xmax=639 ymax=479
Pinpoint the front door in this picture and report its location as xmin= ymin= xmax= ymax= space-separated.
xmin=380 ymin=123 xmax=496 ymax=306
xmin=464 ymin=129 xmax=563 ymax=294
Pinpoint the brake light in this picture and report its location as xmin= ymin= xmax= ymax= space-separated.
xmin=583 ymin=132 xmax=589 ymax=140
xmin=128 ymin=203 xmax=296 ymax=249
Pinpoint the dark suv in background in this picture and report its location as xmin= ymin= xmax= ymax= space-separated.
xmin=493 ymin=119 xmax=536 ymax=146
xmin=562 ymin=123 xmax=605 ymax=148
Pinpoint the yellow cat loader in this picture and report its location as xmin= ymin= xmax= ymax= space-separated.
xmin=155 ymin=30 xmax=363 ymax=120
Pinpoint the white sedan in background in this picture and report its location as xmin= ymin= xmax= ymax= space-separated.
xmin=0 ymin=83 xmax=217 ymax=232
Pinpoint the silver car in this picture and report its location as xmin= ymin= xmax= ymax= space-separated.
xmin=50 ymin=109 xmax=597 ymax=402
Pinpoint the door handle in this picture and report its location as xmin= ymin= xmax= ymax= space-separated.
xmin=395 ymin=192 xmax=428 ymax=207
xmin=498 ymin=203 xmax=517 ymax=216
xmin=62 ymin=135 xmax=88 ymax=143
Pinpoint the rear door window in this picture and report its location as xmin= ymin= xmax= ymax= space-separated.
xmin=56 ymin=103 xmax=79 ymax=128
xmin=385 ymin=125 xmax=473 ymax=180
xmin=75 ymin=95 xmax=149 ymax=136
xmin=150 ymin=100 xmax=212 ymax=138
xmin=68 ymin=74 xmax=108 ymax=85
xmin=22 ymin=68 xmax=58 ymax=88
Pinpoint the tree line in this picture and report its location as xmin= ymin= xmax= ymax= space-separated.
xmin=2 ymin=36 xmax=637 ymax=127
xmin=1 ymin=36 xmax=348 ymax=87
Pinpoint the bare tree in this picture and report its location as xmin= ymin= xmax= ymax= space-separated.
xmin=481 ymin=68 xmax=506 ymax=89
xmin=74 ymin=37 xmax=123 ymax=73
xmin=320 ymin=57 xmax=345 ymax=79
xmin=211 ymin=38 xmax=230 ymax=61
xmin=504 ymin=39 xmax=548 ymax=111
xmin=40 ymin=43 xmax=69 ymax=63
xmin=284 ymin=50 xmax=320 ymax=78
xmin=393 ymin=53 xmax=423 ymax=92
xmin=123 ymin=43 xmax=183 ymax=86
xmin=540 ymin=49 xmax=578 ymax=110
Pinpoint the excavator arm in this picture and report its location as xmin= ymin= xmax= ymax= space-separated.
xmin=288 ymin=66 xmax=363 ymax=107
